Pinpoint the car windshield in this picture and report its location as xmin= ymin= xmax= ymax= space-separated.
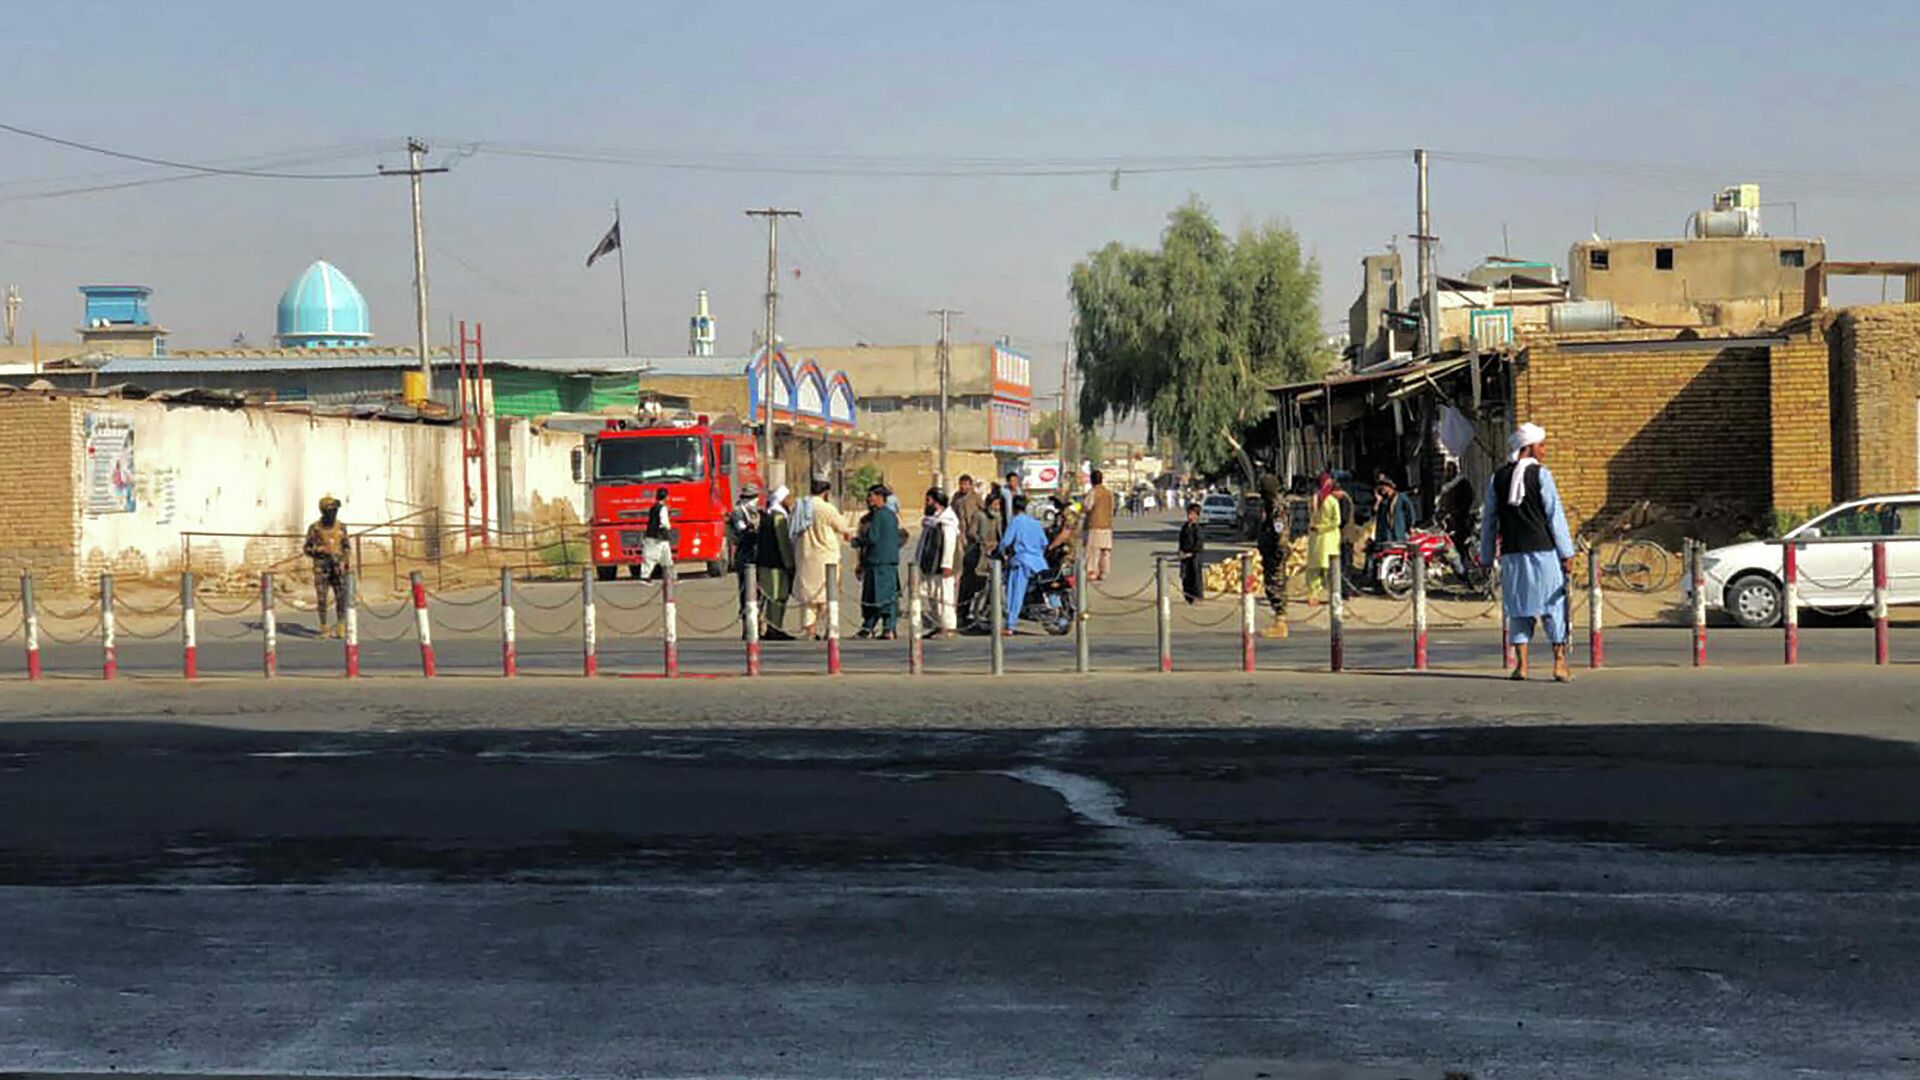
xmin=595 ymin=436 xmax=702 ymax=483
xmin=1204 ymin=495 xmax=1235 ymax=507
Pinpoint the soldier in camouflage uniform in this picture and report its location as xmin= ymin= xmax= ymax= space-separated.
xmin=303 ymin=496 xmax=351 ymax=638
xmin=1256 ymin=473 xmax=1291 ymax=639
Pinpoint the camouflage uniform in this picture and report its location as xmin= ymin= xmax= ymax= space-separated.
xmin=304 ymin=499 xmax=351 ymax=634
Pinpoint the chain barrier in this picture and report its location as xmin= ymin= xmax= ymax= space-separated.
xmin=677 ymin=605 xmax=743 ymax=636
xmin=111 ymin=595 xmax=179 ymax=617
xmin=510 ymin=587 xmax=585 ymax=612
xmin=0 ymin=600 xmax=19 ymax=643
xmin=114 ymin=616 xmax=183 ymax=641
xmin=431 ymin=608 xmax=504 ymax=635
xmin=39 ymin=600 xmax=100 ymax=621
xmin=355 ymin=597 xmax=412 ymax=621
xmin=1795 ymin=566 xmax=1876 ymax=592
xmin=1092 ymin=575 xmax=1157 ymax=603
xmin=424 ymin=588 xmax=502 ymax=609
xmin=589 ymin=588 xmax=659 ymax=612
xmin=197 ymin=597 xmax=258 ymax=618
xmin=38 ymin=616 xmax=102 ymax=645
xmin=514 ymin=609 xmax=584 ymax=638
xmin=599 ymin=606 xmax=664 ymax=637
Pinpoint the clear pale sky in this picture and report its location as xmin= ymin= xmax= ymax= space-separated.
xmin=5 ymin=0 xmax=1920 ymax=372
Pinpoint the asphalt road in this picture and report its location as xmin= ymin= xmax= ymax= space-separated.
xmin=3 ymin=714 xmax=1919 ymax=1078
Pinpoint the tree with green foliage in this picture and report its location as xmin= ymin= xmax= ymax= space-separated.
xmin=1070 ymin=198 xmax=1329 ymax=475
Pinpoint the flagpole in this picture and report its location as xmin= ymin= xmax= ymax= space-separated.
xmin=613 ymin=201 xmax=632 ymax=357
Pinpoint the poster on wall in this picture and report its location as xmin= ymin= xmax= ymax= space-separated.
xmin=84 ymin=412 xmax=136 ymax=515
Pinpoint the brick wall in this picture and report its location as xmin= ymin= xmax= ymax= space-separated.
xmin=1515 ymin=339 xmax=1775 ymax=535
xmin=1769 ymin=333 xmax=1835 ymax=516
xmin=0 ymin=398 xmax=81 ymax=592
xmin=1832 ymin=303 xmax=1920 ymax=498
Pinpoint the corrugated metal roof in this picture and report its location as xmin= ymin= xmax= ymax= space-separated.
xmin=629 ymin=356 xmax=751 ymax=378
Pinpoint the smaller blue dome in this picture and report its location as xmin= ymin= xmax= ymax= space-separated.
xmin=277 ymin=260 xmax=372 ymax=347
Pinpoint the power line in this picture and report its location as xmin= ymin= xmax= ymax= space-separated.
xmin=0 ymin=121 xmax=392 ymax=180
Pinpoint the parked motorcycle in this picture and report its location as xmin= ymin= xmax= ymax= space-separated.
xmin=1375 ymin=527 xmax=1498 ymax=599
xmin=962 ymin=563 xmax=1078 ymax=636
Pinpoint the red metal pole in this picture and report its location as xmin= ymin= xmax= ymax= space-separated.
xmin=1782 ymin=541 xmax=1799 ymax=666
xmin=411 ymin=570 xmax=436 ymax=677
xmin=824 ymin=563 xmax=841 ymax=675
xmin=1411 ymin=552 xmax=1429 ymax=672
xmin=1329 ymin=557 xmax=1345 ymax=673
xmin=1690 ymin=541 xmax=1707 ymax=669
xmin=663 ymin=562 xmax=680 ymax=678
xmin=500 ymin=568 xmax=518 ymax=677
xmin=1241 ymin=557 xmax=1258 ymax=674
xmin=476 ymin=323 xmax=491 ymax=548
xmin=581 ymin=567 xmax=598 ymax=678
xmin=21 ymin=572 xmax=40 ymax=681
xmin=100 ymin=573 xmax=117 ymax=681
xmin=181 ymin=571 xmax=198 ymax=680
xmin=343 ymin=572 xmax=361 ymax=678
xmin=1872 ymin=540 xmax=1889 ymax=666
xmin=261 ymin=572 xmax=277 ymax=679
xmin=1586 ymin=548 xmax=1603 ymax=669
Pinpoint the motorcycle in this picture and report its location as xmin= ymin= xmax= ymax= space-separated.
xmin=1375 ymin=526 xmax=1498 ymax=599
xmin=961 ymin=562 xmax=1078 ymax=636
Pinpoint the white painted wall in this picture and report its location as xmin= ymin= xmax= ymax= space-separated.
xmin=71 ymin=399 xmax=581 ymax=583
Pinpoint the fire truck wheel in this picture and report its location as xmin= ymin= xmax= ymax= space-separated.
xmin=596 ymin=566 xmax=617 ymax=582
xmin=705 ymin=561 xmax=725 ymax=579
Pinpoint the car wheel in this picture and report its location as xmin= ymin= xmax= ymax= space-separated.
xmin=1726 ymin=573 xmax=1782 ymax=629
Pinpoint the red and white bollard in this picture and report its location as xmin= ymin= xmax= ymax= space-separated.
xmin=181 ymin=571 xmax=198 ymax=680
xmin=342 ymin=572 xmax=361 ymax=678
xmin=906 ymin=565 xmax=924 ymax=675
xmin=411 ymin=570 xmax=436 ymax=677
xmin=1411 ymin=553 xmax=1429 ymax=672
xmin=742 ymin=564 xmax=760 ymax=677
xmin=1328 ymin=557 xmax=1346 ymax=673
xmin=1156 ymin=557 xmax=1173 ymax=673
xmin=1587 ymin=549 xmax=1604 ymax=670
xmin=100 ymin=573 xmax=117 ymax=681
xmin=1872 ymin=540 xmax=1890 ymax=666
xmin=663 ymin=562 xmax=680 ymax=678
xmin=500 ymin=568 xmax=518 ymax=677
xmin=21 ymin=571 xmax=41 ymax=681
xmin=581 ymin=567 xmax=597 ymax=678
xmin=1782 ymin=542 xmax=1799 ymax=666
xmin=1240 ymin=557 xmax=1258 ymax=674
xmin=260 ymin=572 xmax=277 ymax=679
xmin=824 ymin=563 xmax=841 ymax=675
xmin=1690 ymin=541 xmax=1707 ymax=668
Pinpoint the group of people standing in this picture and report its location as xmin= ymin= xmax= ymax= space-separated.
xmin=725 ymin=468 xmax=1117 ymax=642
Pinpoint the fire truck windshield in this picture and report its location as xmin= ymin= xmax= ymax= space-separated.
xmin=594 ymin=436 xmax=703 ymax=484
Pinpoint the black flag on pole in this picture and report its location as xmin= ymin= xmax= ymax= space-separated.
xmin=586 ymin=219 xmax=621 ymax=267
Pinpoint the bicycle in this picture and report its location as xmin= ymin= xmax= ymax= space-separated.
xmin=1585 ymin=500 xmax=1672 ymax=593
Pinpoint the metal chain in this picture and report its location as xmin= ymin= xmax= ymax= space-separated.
xmin=38 ymin=617 xmax=102 ymax=645
xmin=115 ymin=616 xmax=183 ymax=641
xmin=431 ymin=608 xmax=504 ymax=634
xmin=197 ymin=597 xmax=259 ymax=617
xmin=514 ymin=609 xmax=584 ymax=637
xmin=677 ymin=606 xmax=743 ymax=635
xmin=355 ymin=597 xmax=412 ymax=621
xmin=425 ymin=589 xmax=503 ymax=609
xmin=112 ymin=596 xmax=179 ymax=616
xmin=39 ymin=599 xmax=101 ymax=620
xmin=599 ymin=606 xmax=664 ymax=636
xmin=511 ymin=588 xmax=584 ymax=611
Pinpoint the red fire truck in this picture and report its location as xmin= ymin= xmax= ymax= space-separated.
xmin=576 ymin=417 xmax=763 ymax=580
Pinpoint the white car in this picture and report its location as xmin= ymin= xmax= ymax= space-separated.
xmin=1693 ymin=494 xmax=1920 ymax=628
xmin=1198 ymin=493 xmax=1241 ymax=530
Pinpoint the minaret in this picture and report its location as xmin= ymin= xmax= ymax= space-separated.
xmin=689 ymin=290 xmax=716 ymax=357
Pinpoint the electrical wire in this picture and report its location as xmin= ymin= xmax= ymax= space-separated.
xmin=0 ymin=122 xmax=391 ymax=180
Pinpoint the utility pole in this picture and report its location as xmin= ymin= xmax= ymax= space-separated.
xmin=381 ymin=139 xmax=449 ymax=399
xmin=745 ymin=207 xmax=802 ymax=479
xmin=1414 ymin=148 xmax=1437 ymax=358
xmin=929 ymin=308 xmax=962 ymax=490
xmin=1059 ymin=345 xmax=1073 ymax=492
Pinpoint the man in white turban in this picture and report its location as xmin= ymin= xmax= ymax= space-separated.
xmin=1480 ymin=423 xmax=1577 ymax=681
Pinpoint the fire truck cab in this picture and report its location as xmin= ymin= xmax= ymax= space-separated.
xmin=575 ymin=417 xmax=762 ymax=581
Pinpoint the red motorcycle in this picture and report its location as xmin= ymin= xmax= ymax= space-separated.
xmin=1376 ymin=526 xmax=1498 ymax=599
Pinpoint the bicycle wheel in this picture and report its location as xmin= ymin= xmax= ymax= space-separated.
xmin=1611 ymin=538 xmax=1670 ymax=593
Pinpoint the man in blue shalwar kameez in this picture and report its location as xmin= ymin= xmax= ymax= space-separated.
xmin=1481 ymin=422 xmax=1577 ymax=682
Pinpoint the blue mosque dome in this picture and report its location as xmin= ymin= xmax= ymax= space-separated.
xmin=276 ymin=260 xmax=372 ymax=347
